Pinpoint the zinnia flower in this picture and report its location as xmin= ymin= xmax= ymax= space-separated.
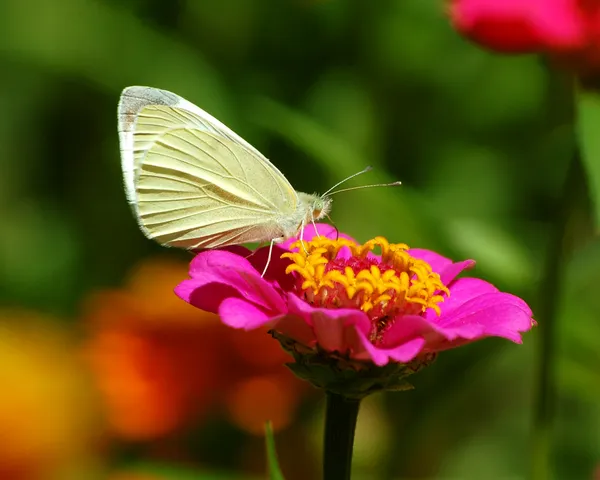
xmin=175 ymin=225 xmax=534 ymax=396
xmin=449 ymin=0 xmax=600 ymax=82
xmin=449 ymin=0 xmax=587 ymax=53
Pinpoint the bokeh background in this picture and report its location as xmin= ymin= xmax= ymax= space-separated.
xmin=1 ymin=0 xmax=599 ymax=479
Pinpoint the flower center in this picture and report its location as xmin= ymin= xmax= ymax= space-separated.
xmin=281 ymin=236 xmax=449 ymax=342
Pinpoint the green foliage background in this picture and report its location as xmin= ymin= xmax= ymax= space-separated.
xmin=0 ymin=0 xmax=599 ymax=478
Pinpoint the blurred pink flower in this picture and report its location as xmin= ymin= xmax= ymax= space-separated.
xmin=175 ymin=225 xmax=535 ymax=368
xmin=449 ymin=0 xmax=587 ymax=53
xmin=449 ymin=0 xmax=600 ymax=81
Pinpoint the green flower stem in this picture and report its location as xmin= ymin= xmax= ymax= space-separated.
xmin=531 ymin=70 xmax=582 ymax=479
xmin=530 ymin=181 xmax=563 ymax=480
xmin=323 ymin=393 xmax=361 ymax=480
xmin=531 ymin=149 xmax=584 ymax=479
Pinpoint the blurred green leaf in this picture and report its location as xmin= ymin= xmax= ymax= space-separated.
xmin=442 ymin=218 xmax=537 ymax=289
xmin=0 ymin=203 xmax=81 ymax=312
xmin=565 ymin=237 xmax=600 ymax=297
xmin=576 ymin=90 xmax=600 ymax=226
xmin=558 ymin=357 xmax=600 ymax=404
xmin=265 ymin=422 xmax=285 ymax=480
xmin=304 ymin=70 xmax=381 ymax=161
xmin=249 ymin=95 xmax=435 ymax=247
xmin=560 ymin=238 xmax=600 ymax=402
xmin=125 ymin=462 xmax=260 ymax=480
xmin=250 ymin=95 xmax=370 ymax=174
xmin=0 ymin=0 xmax=236 ymax=121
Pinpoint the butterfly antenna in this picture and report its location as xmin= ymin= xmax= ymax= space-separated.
xmin=321 ymin=166 xmax=373 ymax=197
xmin=324 ymin=213 xmax=340 ymax=240
xmin=326 ymin=181 xmax=402 ymax=196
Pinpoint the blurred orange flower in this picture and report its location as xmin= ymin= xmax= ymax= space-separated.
xmin=83 ymin=256 xmax=313 ymax=442
xmin=0 ymin=309 xmax=100 ymax=480
xmin=83 ymin=257 xmax=223 ymax=441
xmin=107 ymin=473 xmax=165 ymax=480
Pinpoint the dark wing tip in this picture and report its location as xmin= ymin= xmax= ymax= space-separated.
xmin=118 ymin=86 xmax=181 ymax=132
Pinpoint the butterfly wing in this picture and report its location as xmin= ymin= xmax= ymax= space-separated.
xmin=117 ymin=86 xmax=300 ymax=249
xmin=136 ymin=127 xmax=299 ymax=248
xmin=118 ymin=86 xmax=275 ymax=204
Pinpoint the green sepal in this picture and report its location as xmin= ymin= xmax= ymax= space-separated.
xmin=272 ymin=331 xmax=436 ymax=399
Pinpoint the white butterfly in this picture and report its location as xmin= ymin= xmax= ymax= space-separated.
xmin=118 ymin=87 xmax=400 ymax=274
xmin=118 ymin=86 xmax=333 ymax=256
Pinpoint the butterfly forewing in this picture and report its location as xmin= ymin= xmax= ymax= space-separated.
xmin=136 ymin=127 xmax=298 ymax=249
xmin=118 ymin=86 xmax=302 ymax=249
xmin=118 ymin=86 xmax=278 ymax=203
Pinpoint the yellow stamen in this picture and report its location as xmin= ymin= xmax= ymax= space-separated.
xmin=281 ymin=237 xmax=450 ymax=324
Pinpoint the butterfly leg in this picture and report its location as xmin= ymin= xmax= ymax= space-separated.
xmin=311 ymin=217 xmax=321 ymax=238
xmin=261 ymin=238 xmax=277 ymax=278
xmin=299 ymin=221 xmax=309 ymax=254
xmin=245 ymin=248 xmax=260 ymax=260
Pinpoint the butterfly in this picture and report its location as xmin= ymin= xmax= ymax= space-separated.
xmin=118 ymin=86 xmax=399 ymax=273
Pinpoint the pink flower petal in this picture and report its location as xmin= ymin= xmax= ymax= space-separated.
xmin=175 ymin=278 xmax=240 ymax=314
xmin=243 ymin=244 xmax=295 ymax=290
xmin=439 ymin=259 xmax=476 ymax=286
xmin=436 ymin=291 xmax=533 ymax=338
xmin=450 ymin=0 xmax=586 ymax=53
xmin=533 ymin=0 xmax=587 ymax=49
xmin=356 ymin=327 xmax=427 ymax=366
xmin=282 ymin=293 xmax=371 ymax=354
xmin=174 ymin=250 xmax=286 ymax=315
xmin=219 ymin=297 xmax=274 ymax=330
xmin=273 ymin=312 xmax=318 ymax=347
xmin=391 ymin=291 xmax=534 ymax=353
xmin=361 ymin=315 xmax=448 ymax=365
xmin=426 ymin=277 xmax=499 ymax=321
xmin=361 ymin=286 xmax=534 ymax=364
xmin=408 ymin=248 xmax=474 ymax=285
xmin=408 ymin=248 xmax=453 ymax=274
xmin=187 ymin=249 xmax=250 ymax=279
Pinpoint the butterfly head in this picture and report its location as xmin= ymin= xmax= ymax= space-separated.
xmin=296 ymin=192 xmax=333 ymax=223
xmin=312 ymin=195 xmax=333 ymax=221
